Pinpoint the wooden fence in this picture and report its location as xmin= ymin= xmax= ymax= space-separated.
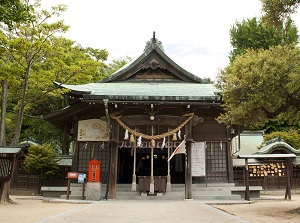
xmin=234 ymin=167 xmax=300 ymax=190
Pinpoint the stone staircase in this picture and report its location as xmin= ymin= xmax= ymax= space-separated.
xmin=43 ymin=183 xmax=261 ymax=201
xmin=163 ymin=183 xmax=242 ymax=200
xmin=106 ymin=183 xmax=261 ymax=200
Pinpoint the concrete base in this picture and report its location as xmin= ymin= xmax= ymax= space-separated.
xmin=149 ymin=182 xmax=154 ymax=194
xmin=86 ymin=182 xmax=101 ymax=200
xmin=141 ymin=192 xmax=147 ymax=197
xmin=131 ymin=174 xmax=137 ymax=191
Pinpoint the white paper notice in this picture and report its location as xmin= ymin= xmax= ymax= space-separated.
xmin=191 ymin=142 xmax=206 ymax=176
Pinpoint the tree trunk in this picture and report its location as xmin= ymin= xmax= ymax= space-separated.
xmin=11 ymin=66 xmax=31 ymax=146
xmin=0 ymin=180 xmax=10 ymax=204
xmin=0 ymin=81 xmax=8 ymax=146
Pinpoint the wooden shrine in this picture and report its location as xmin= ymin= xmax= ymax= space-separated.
xmin=45 ymin=33 xmax=237 ymax=199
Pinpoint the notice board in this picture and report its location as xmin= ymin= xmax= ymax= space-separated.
xmin=77 ymin=119 xmax=109 ymax=141
xmin=191 ymin=142 xmax=206 ymax=176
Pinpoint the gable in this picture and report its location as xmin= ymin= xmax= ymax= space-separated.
xmin=101 ymin=35 xmax=206 ymax=84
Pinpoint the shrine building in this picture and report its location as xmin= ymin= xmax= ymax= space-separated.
xmin=45 ymin=34 xmax=237 ymax=199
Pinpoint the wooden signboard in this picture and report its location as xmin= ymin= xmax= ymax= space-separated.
xmin=191 ymin=142 xmax=206 ymax=177
xmin=77 ymin=119 xmax=109 ymax=141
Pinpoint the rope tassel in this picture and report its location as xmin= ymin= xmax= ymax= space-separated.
xmin=151 ymin=139 xmax=155 ymax=148
xmin=130 ymin=134 xmax=135 ymax=143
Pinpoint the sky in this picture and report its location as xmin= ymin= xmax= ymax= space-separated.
xmin=40 ymin=0 xmax=300 ymax=80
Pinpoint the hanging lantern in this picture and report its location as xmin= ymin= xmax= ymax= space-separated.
xmin=151 ymin=139 xmax=156 ymax=148
xmin=130 ymin=134 xmax=135 ymax=143
xmin=172 ymin=133 xmax=177 ymax=141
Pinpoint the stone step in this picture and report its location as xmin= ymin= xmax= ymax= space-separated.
xmin=115 ymin=193 xmax=241 ymax=201
xmin=60 ymin=194 xmax=86 ymax=200
xmin=164 ymin=190 xmax=231 ymax=196
xmin=45 ymin=183 xmax=261 ymax=200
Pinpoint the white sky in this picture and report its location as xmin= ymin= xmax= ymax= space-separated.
xmin=40 ymin=0 xmax=300 ymax=80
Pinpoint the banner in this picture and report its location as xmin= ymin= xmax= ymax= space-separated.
xmin=168 ymin=139 xmax=186 ymax=161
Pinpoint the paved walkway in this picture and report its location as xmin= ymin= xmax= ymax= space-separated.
xmin=34 ymin=199 xmax=249 ymax=223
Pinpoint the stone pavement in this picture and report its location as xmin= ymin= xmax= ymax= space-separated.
xmin=34 ymin=199 xmax=250 ymax=223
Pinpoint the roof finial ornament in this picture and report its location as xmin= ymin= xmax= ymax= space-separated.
xmin=153 ymin=31 xmax=156 ymax=43
xmin=144 ymin=31 xmax=164 ymax=53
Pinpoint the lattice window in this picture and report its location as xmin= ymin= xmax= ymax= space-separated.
xmin=78 ymin=142 xmax=110 ymax=183
xmin=205 ymin=142 xmax=227 ymax=182
xmin=0 ymin=157 xmax=13 ymax=180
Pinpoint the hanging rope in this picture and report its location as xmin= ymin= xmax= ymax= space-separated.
xmin=110 ymin=113 xmax=194 ymax=140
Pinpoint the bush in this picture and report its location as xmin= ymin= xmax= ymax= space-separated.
xmin=262 ymin=129 xmax=300 ymax=149
xmin=24 ymin=144 xmax=59 ymax=180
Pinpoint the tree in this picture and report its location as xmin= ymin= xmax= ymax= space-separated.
xmin=24 ymin=144 xmax=59 ymax=193
xmin=260 ymin=0 xmax=300 ymax=28
xmin=216 ymin=44 xmax=300 ymax=128
xmin=0 ymin=2 xmax=108 ymax=147
xmin=229 ymin=17 xmax=298 ymax=62
xmin=103 ymin=57 xmax=132 ymax=77
xmin=0 ymin=0 xmax=34 ymax=28
xmin=0 ymin=2 xmax=69 ymax=146
xmin=0 ymin=1 xmax=108 ymax=204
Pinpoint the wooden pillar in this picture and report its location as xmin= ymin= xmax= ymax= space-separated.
xmin=227 ymin=142 xmax=234 ymax=183
xmin=245 ymin=158 xmax=250 ymax=201
xmin=108 ymin=119 xmax=119 ymax=199
xmin=285 ymin=158 xmax=292 ymax=200
xmin=62 ymin=125 xmax=68 ymax=155
xmin=185 ymin=121 xmax=192 ymax=200
xmin=166 ymin=133 xmax=171 ymax=191
xmin=71 ymin=116 xmax=78 ymax=172
xmin=149 ymin=147 xmax=154 ymax=194
xmin=131 ymin=145 xmax=137 ymax=191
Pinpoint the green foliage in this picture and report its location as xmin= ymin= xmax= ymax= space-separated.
xmin=263 ymin=118 xmax=300 ymax=133
xmin=0 ymin=2 xmax=108 ymax=147
xmin=105 ymin=57 xmax=132 ymax=76
xmin=260 ymin=0 xmax=300 ymax=28
xmin=24 ymin=144 xmax=59 ymax=179
xmin=229 ymin=17 xmax=298 ymax=62
xmin=0 ymin=0 xmax=34 ymax=28
xmin=21 ymin=117 xmax=62 ymax=146
xmin=223 ymin=0 xmax=300 ymax=133
xmin=262 ymin=129 xmax=300 ymax=149
xmin=216 ymin=44 xmax=300 ymax=127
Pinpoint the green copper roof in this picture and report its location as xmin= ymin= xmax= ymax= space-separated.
xmin=257 ymin=141 xmax=300 ymax=155
xmin=58 ymin=82 xmax=221 ymax=101
xmin=0 ymin=147 xmax=23 ymax=154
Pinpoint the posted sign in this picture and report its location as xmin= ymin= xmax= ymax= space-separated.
xmin=67 ymin=172 xmax=79 ymax=179
xmin=191 ymin=142 xmax=206 ymax=176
